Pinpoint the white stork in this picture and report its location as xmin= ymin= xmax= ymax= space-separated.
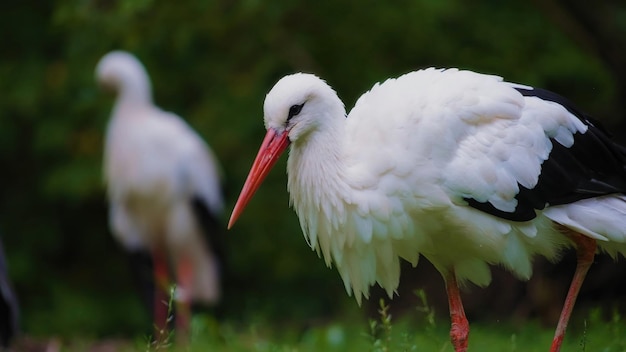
xmin=96 ymin=51 xmax=224 ymax=341
xmin=228 ymin=69 xmax=626 ymax=352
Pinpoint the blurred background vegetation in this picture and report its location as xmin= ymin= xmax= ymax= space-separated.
xmin=1 ymin=0 xmax=626 ymax=346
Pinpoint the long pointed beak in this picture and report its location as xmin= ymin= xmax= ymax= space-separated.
xmin=228 ymin=128 xmax=290 ymax=229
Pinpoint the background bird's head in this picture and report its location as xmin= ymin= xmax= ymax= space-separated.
xmin=95 ymin=50 xmax=152 ymax=98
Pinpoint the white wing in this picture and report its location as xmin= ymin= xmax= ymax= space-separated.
xmin=104 ymin=106 xmax=223 ymax=245
xmin=169 ymin=112 xmax=224 ymax=217
xmin=346 ymin=68 xmax=588 ymax=218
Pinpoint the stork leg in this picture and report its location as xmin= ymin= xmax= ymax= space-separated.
xmin=153 ymin=249 xmax=170 ymax=343
xmin=444 ymin=270 xmax=469 ymax=352
xmin=175 ymin=255 xmax=193 ymax=343
xmin=550 ymin=231 xmax=597 ymax=352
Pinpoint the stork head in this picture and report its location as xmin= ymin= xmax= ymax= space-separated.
xmin=263 ymin=73 xmax=343 ymax=143
xmin=228 ymin=73 xmax=344 ymax=228
xmin=95 ymin=50 xmax=152 ymax=101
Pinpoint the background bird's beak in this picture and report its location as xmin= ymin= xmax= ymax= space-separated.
xmin=228 ymin=128 xmax=290 ymax=229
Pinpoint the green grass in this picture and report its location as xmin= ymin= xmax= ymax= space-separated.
xmin=47 ymin=310 xmax=626 ymax=352
xmin=27 ymin=289 xmax=625 ymax=351
xmin=109 ymin=294 xmax=624 ymax=352
xmin=122 ymin=308 xmax=621 ymax=352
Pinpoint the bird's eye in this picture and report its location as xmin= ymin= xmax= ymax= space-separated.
xmin=287 ymin=103 xmax=305 ymax=121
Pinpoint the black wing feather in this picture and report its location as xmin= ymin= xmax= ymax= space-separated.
xmin=191 ymin=196 xmax=226 ymax=270
xmin=126 ymin=249 xmax=155 ymax=327
xmin=0 ymin=236 xmax=18 ymax=348
xmin=465 ymin=87 xmax=626 ymax=222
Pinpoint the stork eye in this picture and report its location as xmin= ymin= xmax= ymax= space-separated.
xmin=287 ymin=103 xmax=305 ymax=121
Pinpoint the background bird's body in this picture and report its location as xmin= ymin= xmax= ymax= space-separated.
xmin=105 ymin=105 xmax=222 ymax=304
xmin=97 ymin=51 xmax=223 ymax=340
xmin=231 ymin=68 xmax=626 ymax=352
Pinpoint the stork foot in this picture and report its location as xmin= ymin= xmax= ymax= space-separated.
xmin=445 ymin=270 xmax=469 ymax=352
xmin=550 ymin=228 xmax=597 ymax=352
xmin=450 ymin=314 xmax=469 ymax=352
xmin=152 ymin=249 xmax=171 ymax=344
xmin=174 ymin=254 xmax=194 ymax=344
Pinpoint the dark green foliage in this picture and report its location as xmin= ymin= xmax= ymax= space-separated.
xmin=0 ymin=0 xmax=624 ymax=341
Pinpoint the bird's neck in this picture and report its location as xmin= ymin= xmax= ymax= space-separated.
xmin=115 ymin=75 xmax=153 ymax=111
xmin=287 ymin=114 xmax=348 ymax=226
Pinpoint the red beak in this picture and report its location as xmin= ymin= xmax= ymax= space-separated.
xmin=228 ymin=128 xmax=290 ymax=229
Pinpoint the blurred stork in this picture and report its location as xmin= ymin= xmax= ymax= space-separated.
xmin=0 ymin=234 xmax=18 ymax=349
xmin=96 ymin=50 xmax=224 ymax=341
xmin=228 ymin=70 xmax=626 ymax=352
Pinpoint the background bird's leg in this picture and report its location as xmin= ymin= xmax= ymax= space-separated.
xmin=444 ymin=269 xmax=469 ymax=352
xmin=550 ymin=229 xmax=597 ymax=352
xmin=152 ymin=249 xmax=170 ymax=343
xmin=174 ymin=254 xmax=193 ymax=343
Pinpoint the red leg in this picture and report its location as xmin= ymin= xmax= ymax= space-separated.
xmin=550 ymin=231 xmax=597 ymax=352
xmin=445 ymin=270 xmax=469 ymax=352
xmin=175 ymin=255 xmax=193 ymax=343
xmin=153 ymin=249 xmax=170 ymax=343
